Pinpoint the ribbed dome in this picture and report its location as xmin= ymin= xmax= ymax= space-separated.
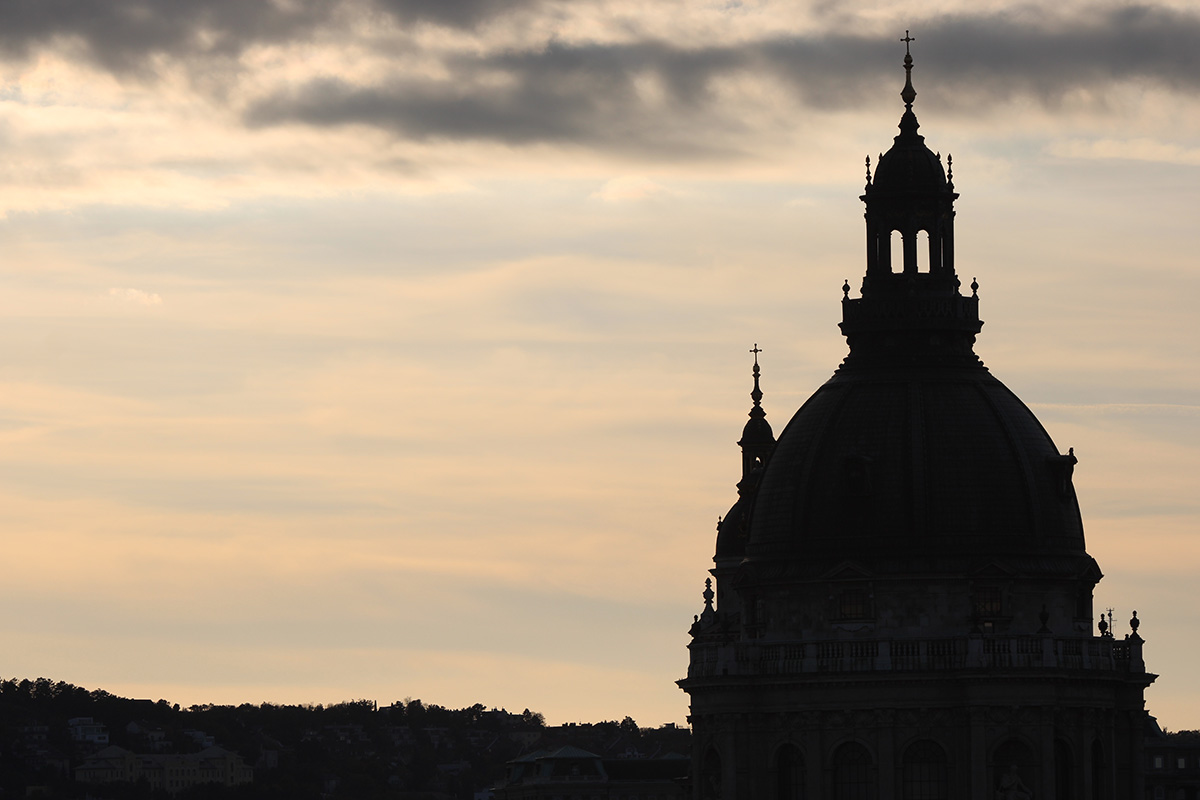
xmin=870 ymin=110 xmax=948 ymax=193
xmin=746 ymin=361 xmax=1087 ymax=571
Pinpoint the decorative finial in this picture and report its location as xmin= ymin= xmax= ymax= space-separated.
xmin=1098 ymin=615 xmax=1108 ymax=637
xmin=900 ymin=30 xmax=916 ymax=109
xmin=716 ymin=515 xmax=722 ymax=532
xmin=842 ymin=279 xmax=850 ymax=299
xmin=1130 ymin=610 xmax=1140 ymax=634
xmin=749 ymin=344 xmax=764 ymax=410
xmin=702 ymin=578 xmax=715 ymax=611
xmin=971 ymin=277 xmax=978 ymax=297
xmin=865 ymin=155 xmax=872 ymax=188
xmin=946 ymin=153 xmax=954 ymax=188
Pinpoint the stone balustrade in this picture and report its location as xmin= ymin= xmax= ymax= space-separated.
xmin=685 ymin=634 xmax=1146 ymax=679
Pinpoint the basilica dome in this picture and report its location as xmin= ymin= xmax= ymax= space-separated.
xmin=745 ymin=361 xmax=1087 ymax=570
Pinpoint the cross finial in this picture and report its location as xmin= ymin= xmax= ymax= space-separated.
xmin=899 ymin=31 xmax=917 ymax=109
xmin=748 ymin=344 xmax=764 ymax=411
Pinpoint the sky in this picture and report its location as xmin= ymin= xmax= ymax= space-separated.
xmin=0 ymin=0 xmax=1197 ymax=730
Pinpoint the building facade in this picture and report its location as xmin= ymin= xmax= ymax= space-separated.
xmin=75 ymin=744 xmax=253 ymax=795
xmin=679 ymin=42 xmax=1155 ymax=800
xmin=1145 ymin=728 xmax=1200 ymax=800
xmin=493 ymin=745 xmax=688 ymax=800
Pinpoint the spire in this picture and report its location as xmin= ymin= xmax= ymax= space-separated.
xmin=749 ymin=343 xmax=765 ymax=421
xmin=897 ymin=30 xmax=920 ymax=140
xmin=900 ymin=30 xmax=916 ymax=109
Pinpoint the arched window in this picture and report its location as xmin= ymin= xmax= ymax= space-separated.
xmin=701 ymin=746 xmax=722 ymax=800
xmin=1091 ymin=739 xmax=1105 ymax=800
xmin=890 ymin=230 xmax=903 ymax=273
xmin=993 ymin=739 xmax=1037 ymax=799
xmin=833 ymin=741 xmax=876 ymax=800
xmin=902 ymin=740 xmax=948 ymax=800
xmin=1055 ymin=739 xmax=1073 ymax=800
xmin=776 ymin=743 xmax=805 ymax=800
xmin=915 ymin=230 xmax=930 ymax=272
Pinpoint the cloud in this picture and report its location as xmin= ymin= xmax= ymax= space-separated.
xmin=4 ymin=2 xmax=1200 ymax=157
xmin=1031 ymin=403 xmax=1200 ymax=416
xmin=0 ymin=0 xmax=334 ymax=73
xmin=1048 ymin=138 xmax=1200 ymax=166
xmin=109 ymin=287 xmax=163 ymax=305
xmin=591 ymin=176 xmax=676 ymax=202
xmin=592 ymin=176 xmax=686 ymax=203
xmin=0 ymin=0 xmax=556 ymax=73
xmin=241 ymin=41 xmax=753 ymax=158
xmin=240 ymin=7 xmax=1200 ymax=152
xmin=371 ymin=0 xmax=549 ymax=29
xmin=914 ymin=6 xmax=1200 ymax=104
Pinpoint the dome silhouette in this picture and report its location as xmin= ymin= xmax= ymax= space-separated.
xmin=747 ymin=361 xmax=1088 ymax=572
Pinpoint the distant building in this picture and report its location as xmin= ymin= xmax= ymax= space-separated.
xmin=19 ymin=723 xmax=49 ymax=744
xmin=67 ymin=716 xmax=109 ymax=746
xmin=182 ymin=728 xmax=216 ymax=748
xmin=494 ymin=746 xmax=688 ymax=799
xmin=75 ymin=744 xmax=253 ymax=795
xmin=1145 ymin=726 xmax=1200 ymax=800
xmin=75 ymin=746 xmax=140 ymax=784
xmin=15 ymin=723 xmax=70 ymax=777
xmin=126 ymin=720 xmax=171 ymax=752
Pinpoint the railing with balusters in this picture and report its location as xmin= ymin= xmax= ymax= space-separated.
xmin=685 ymin=634 xmax=1144 ymax=679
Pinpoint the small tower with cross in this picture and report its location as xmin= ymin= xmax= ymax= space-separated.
xmin=739 ymin=344 xmax=773 ymax=481
xmin=711 ymin=344 xmax=777 ymax=624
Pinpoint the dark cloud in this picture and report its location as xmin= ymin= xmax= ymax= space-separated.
xmin=917 ymin=7 xmax=1200 ymax=105
xmin=0 ymin=0 xmax=544 ymax=72
xmin=372 ymin=0 xmax=547 ymax=28
xmin=244 ymin=41 xmax=755 ymax=158
xmin=0 ymin=0 xmax=336 ymax=72
xmin=4 ymin=1 xmax=1200 ymax=155
xmin=243 ymin=6 xmax=1200 ymax=154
